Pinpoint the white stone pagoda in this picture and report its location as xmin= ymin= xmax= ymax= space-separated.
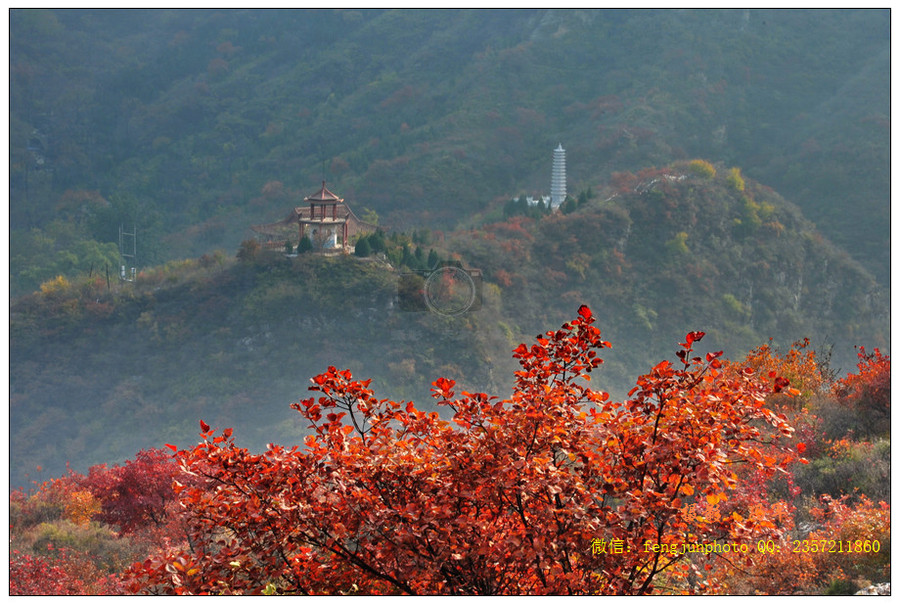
xmin=551 ymin=143 xmax=567 ymax=208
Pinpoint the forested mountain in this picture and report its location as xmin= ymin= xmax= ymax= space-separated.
xmin=9 ymin=249 xmax=510 ymax=488
xmin=6 ymin=14 xmax=894 ymax=596
xmin=9 ymin=164 xmax=888 ymax=488
xmin=9 ymin=9 xmax=889 ymax=487
xmin=450 ymin=160 xmax=888 ymax=382
xmin=10 ymin=9 xmax=890 ymax=296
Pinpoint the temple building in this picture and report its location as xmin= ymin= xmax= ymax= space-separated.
xmin=250 ymin=181 xmax=376 ymax=253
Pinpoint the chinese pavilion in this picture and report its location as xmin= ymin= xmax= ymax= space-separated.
xmin=250 ymin=181 xmax=376 ymax=253
xmin=300 ymin=181 xmax=349 ymax=250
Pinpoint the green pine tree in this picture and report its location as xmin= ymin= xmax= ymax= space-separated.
xmin=354 ymin=236 xmax=371 ymax=257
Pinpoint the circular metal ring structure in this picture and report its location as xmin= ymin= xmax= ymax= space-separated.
xmin=423 ymin=266 xmax=477 ymax=316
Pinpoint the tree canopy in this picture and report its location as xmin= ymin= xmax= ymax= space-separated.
xmin=127 ymin=306 xmax=802 ymax=594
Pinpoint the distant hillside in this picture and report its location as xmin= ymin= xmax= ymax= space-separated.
xmin=448 ymin=160 xmax=888 ymax=383
xmin=9 ymin=162 xmax=888 ymax=489
xmin=10 ymin=9 xmax=890 ymax=296
xmin=9 ymin=250 xmax=514 ymax=489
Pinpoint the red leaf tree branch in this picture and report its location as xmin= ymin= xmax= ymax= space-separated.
xmin=127 ymin=305 xmax=799 ymax=595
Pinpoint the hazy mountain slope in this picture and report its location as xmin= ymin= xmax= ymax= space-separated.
xmin=10 ymin=9 xmax=890 ymax=294
xmin=10 ymin=251 xmax=513 ymax=488
xmin=8 ymin=8 xmax=890 ymax=488
xmin=10 ymin=164 xmax=888 ymax=489
xmin=449 ymin=162 xmax=888 ymax=386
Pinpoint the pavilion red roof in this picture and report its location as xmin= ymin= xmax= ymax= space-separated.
xmin=304 ymin=181 xmax=344 ymax=204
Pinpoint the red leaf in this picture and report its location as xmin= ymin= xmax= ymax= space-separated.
xmin=199 ymin=420 xmax=211 ymax=433
xmin=432 ymin=376 xmax=455 ymax=394
xmin=165 ymin=443 xmax=177 ymax=452
xmin=577 ymin=304 xmax=593 ymax=321
xmin=773 ymin=376 xmax=790 ymax=393
xmin=685 ymin=331 xmax=706 ymax=345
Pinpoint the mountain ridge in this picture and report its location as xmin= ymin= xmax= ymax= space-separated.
xmin=10 ymin=9 xmax=889 ymax=296
xmin=10 ymin=162 xmax=888 ymax=489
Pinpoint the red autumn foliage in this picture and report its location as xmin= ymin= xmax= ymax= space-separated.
xmin=9 ymin=546 xmax=127 ymax=595
xmin=75 ymin=448 xmax=182 ymax=534
xmin=705 ymin=494 xmax=890 ymax=594
xmin=833 ymin=347 xmax=890 ymax=414
xmin=494 ymin=268 xmax=513 ymax=288
xmin=10 ymin=549 xmax=89 ymax=595
xmin=827 ymin=346 xmax=891 ymax=438
xmin=738 ymin=338 xmax=824 ymax=400
xmin=485 ymin=215 xmax=535 ymax=240
xmin=126 ymin=306 xmax=801 ymax=595
xmin=9 ymin=449 xmax=186 ymax=595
